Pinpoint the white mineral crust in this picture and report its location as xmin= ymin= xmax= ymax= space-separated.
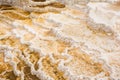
xmin=0 ymin=0 xmax=120 ymax=80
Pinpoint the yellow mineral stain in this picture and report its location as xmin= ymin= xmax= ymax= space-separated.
xmin=42 ymin=56 xmax=67 ymax=80
xmin=66 ymin=48 xmax=110 ymax=76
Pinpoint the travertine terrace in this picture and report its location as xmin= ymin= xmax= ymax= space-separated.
xmin=0 ymin=0 xmax=120 ymax=80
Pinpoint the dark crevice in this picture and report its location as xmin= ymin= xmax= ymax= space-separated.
xmin=24 ymin=67 xmax=40 ymax=80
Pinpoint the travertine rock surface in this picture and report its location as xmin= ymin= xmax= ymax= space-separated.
xmin=0 ymin=0 xmax=120 ymax=80
xmin=88 ymin=1 xmax=120 ymax=40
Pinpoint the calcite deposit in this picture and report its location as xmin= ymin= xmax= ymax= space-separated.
xmin=0 ymin=0 xmax=120 ymax=80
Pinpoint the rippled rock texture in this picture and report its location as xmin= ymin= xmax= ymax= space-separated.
xmin=0 ymin=0 xmax=120 ymax=80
